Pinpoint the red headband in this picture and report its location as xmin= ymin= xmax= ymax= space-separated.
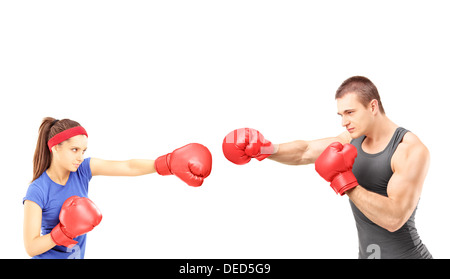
xmin=48 ymin=126 xmax=88 ymax=152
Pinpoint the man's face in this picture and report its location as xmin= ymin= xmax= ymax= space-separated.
xmin=337 ymin=92 xmax=374 ymax=139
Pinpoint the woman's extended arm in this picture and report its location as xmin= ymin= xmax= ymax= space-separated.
xmin=90 ymin=158 xmax=156 ymax=177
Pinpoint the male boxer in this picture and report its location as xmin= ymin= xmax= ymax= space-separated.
xmin=223 ymin=76 xmax=432 ymax=259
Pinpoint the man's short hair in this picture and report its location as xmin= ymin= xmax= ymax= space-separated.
xmin=335 ymin=76 xmax=385 ymax=114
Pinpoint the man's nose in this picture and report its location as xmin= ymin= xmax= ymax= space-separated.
xmin=341 ymin=116 xmax=350 ymax=127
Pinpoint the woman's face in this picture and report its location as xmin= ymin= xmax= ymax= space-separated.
xmin=52 ymin=135 xmax=88 ymax=172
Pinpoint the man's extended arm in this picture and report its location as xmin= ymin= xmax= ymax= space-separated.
xmin=269 ymin=132 xmax=351 ymax=165
xmin=222 ymin=127 xmax=351 ymax=166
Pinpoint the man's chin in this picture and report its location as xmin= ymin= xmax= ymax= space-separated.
xmin=349 ymin=131 xmax=362 ymax=139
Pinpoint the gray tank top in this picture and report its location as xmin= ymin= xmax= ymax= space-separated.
xmin=350 ymin=127 xmax=432 ymax=259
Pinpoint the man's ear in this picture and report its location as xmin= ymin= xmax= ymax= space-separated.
xmin=369 ymin=99 xmax=379 ymax=115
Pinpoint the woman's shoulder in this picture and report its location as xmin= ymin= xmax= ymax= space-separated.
xmin=29 ymin=171 xmax=50 ymax=188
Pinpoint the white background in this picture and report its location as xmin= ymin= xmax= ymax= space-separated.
xmin=1 ymin=0 xmax=449 ymax=259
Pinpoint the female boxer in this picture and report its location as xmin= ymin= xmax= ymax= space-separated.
xmin=23 ymin=117 xmax=212 ymax=259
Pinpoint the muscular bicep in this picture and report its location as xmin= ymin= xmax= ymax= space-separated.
xmin=387 ymin=141 xmax=430 ymax=219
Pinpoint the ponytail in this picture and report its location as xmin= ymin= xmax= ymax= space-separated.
xmin=32 ymin=117 xmax=56 ymax=182
xmin=32 ymin=117 xmax=82 ymax=182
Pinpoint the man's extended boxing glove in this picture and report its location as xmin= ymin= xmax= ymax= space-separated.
xmin=155 ymin=143 xmax=212 ymax=187
xmin=222 ymin=128 xmax=274 ymax=165
xmin=50 ymin=196 xmax=102 ymax=248
xmin=315 ymin=142 xmax=359 ymax=196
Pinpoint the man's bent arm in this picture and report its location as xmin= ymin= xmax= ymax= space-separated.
xmin=346 ymin=133 xmax=430 ymax=232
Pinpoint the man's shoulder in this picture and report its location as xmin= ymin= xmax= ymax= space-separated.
xmin=402 ymin=131 xmax=427 ymax=151
xmin=394 ymin=131 xmax=429 ymax=165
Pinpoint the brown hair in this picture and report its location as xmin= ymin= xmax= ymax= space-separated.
xmin=335 ymin=76 xmax=385 ymax=114
xmin=32 ymin=117 xmax=82 ymax=182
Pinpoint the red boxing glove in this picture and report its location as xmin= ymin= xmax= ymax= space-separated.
xmin=51 ymin=196 xmax=102 ymax=248
xmin=155 ymin=143 xmax=212 ymax=187
xmin=315 ymin=142 xmax=359 ymax=196
xmin=222 ymin=128 xmax=274 ymax=165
